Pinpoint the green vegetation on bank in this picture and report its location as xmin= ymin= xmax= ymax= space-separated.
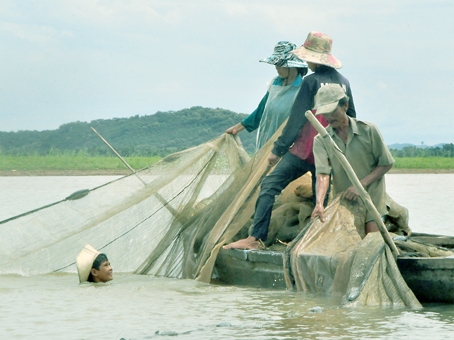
xmin=1 ymin=106 xmax=453 ymax=173
xmin=1 ymin=155 xmax=453 ymax=172
xmin=392 ymin=157 xmax=454 ymax=170
xmin=0 ymin=155 xmax=161 ymax=172
xmin=390 ymin=144 xmax=454 ymax=158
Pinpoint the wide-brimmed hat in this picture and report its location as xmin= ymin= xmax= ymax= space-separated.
xmin=260 ymin=41 xmax=308 ymax=69
xmin=291 ymin=32 xmax=342 ymax=69
xmin=313 ymin=84 xmax=346 ymax=115
xmin=76 ymin=244 xmax=100 ymax=283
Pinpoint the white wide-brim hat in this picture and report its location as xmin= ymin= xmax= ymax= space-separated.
xmin=76 ymin=244 xmax=100 ymax=283
xmin=291 ymin=32 xmax=342 ymax=69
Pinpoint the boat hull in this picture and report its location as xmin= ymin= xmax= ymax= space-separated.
xmin=396 ymin=257 xmax=454 ymax=303
xmin=215 ymin=248 xmax=287 ymax=289
xmin=215 ymin=234 xmax=454 ymax=303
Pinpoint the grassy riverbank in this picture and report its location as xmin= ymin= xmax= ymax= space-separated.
xmin=0 ymin=155 xmax=162 ymax=176
xmin=391 ymin=157 xmax=454 ymax=172
xmin=0 ymin=155 xmax=453 ymax=175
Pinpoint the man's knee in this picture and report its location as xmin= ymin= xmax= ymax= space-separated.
xmin=260 ymin=174 xmax=287 ymax=196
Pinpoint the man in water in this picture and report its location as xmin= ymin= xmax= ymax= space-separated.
xmin=310 ymin=84 xmax=394 ymax=234
xmin=76 ymin=244 xmax=113 ymax=283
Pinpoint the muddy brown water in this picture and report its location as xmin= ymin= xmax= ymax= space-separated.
xmin=0 ymin=174 xmax=453 ymax=339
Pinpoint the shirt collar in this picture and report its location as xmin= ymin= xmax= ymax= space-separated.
xmin=293 ymin=74 xmax=303 ymax=86
xmin=326 ymin=116 xmax=360 ymax=136
xmin=349 ymin=116 xmax=360 ymax=135
xmin=274 ymin=74 xmax=303 ymax=87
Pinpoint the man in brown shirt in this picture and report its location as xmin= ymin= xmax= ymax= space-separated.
xmin=311 ymin=84 xmax=395 ymax=234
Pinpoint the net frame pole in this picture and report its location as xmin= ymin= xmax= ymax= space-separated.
xmin=91 ymin=127 xmax=146 ymax=186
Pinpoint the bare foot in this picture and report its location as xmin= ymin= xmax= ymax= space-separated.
xmin=222 ymin=236 xmax=265 ymax=250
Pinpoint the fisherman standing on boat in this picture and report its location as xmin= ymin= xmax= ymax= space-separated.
xmin=310 ymin=84 xmax=394 ymax=234
xmin=76 ymin=244 xmax=113 ymax=283
xmin=224 ymin=32 xmax=355 ymax=250
xmin=226 ymin=41 xmax=308 ymax=151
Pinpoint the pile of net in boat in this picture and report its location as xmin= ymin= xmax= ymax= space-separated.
xmin=283 ymin=195 xmax=424 ymax=308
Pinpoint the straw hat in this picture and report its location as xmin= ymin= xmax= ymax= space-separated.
xmin=260 ymin=41 xmax=308 ymax=69
xmin=313 ymin=84 xmax=346 ymax=115
xmin=291 ymin=32 xmax=342 ymax=69
xmin=76 ymin=244 xmax=100 ymax=283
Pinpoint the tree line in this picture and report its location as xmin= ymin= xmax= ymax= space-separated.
xmin=0 ymin=106 xmax=451 ymax=158
xmin=389 ymin=144 xmax=454 ymax=158
xmin=0 ymin=107 xmax=257 ymax=156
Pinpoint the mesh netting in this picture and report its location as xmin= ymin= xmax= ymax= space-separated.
xmin=284 ymin=195 xmax=422 ymax=308
xmin=0 ymin=134 xmax=250 ymax=277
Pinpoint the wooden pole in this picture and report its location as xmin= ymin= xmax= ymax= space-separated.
xmin=90 ymin=127 xmax=146 ymax=186
xmin=305 ymin=111 xmax=400 ymax=259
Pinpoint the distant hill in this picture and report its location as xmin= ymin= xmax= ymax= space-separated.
xmin=1 ymin=108 xmax=451 ymax=158
xmin=0 ymin=107 xmax=257 ymax=156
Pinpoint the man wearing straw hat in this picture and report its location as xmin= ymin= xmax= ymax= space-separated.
xmin=311 ymin=84 xmax=394 ymax=234
xmin=224 ymin=32 xmax=356 ymax=250
xmin=76 ymin=244 xmax=113 ymax=283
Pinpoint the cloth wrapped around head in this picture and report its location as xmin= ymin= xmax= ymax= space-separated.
xmin=260 ymin=41 xmax=308 ymax=69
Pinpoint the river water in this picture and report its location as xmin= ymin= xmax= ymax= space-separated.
xmin=0 ymin=174 xmax=453 ymax=340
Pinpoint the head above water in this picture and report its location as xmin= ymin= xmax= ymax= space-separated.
xmin=91 ymin=253 xmax=108 ymax=270
xmin=88 ymin=253 xmax=112 ymax=283
xmin=76 ymin=244 xmax=113 ymax=283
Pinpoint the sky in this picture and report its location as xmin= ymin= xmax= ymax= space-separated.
xmin=1 ymin=0 xmax=453 ymax=145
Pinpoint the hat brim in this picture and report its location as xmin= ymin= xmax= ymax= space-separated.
xmin=259 ymin=56 xmax=308 ymax=69
xmin=315 ymin=101 xmax=339 ymax=115
xmin=76 ymin=244 xmax=100 ymax=283
xmin=291 ymin=46 xmax=342 ymax=69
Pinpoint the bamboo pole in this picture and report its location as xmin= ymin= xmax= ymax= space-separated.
xmin=305 ymin=111 xmax=400 ymax=259
xmin=90 ymin=127 xmax=146 ymax=186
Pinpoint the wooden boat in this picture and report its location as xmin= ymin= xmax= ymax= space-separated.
xmin=215 ymin=232 xmax=454 ymax=303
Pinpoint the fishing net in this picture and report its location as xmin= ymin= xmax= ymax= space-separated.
xmin=154 ymin=122 xmax=288 ymax=281
xmin=0 ymin=124 xmax=294 ymax=281
xmin=283 ymin=194 xmax=422 ymax=308
xmin=0 ymin=134 xmax=250 ymax=276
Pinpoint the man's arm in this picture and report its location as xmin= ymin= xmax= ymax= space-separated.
xmin=342 ymin=164 xmax=393 ymax=201
xmin=311 ymin=134 xmax=332 ymax=221
xmin=311 ymin=173 xmax=330 ymax=222
xmin=225 ymin=122 xmax=245 ymax=135
xmin=240 ymin=92 xmax=269 ymax=132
